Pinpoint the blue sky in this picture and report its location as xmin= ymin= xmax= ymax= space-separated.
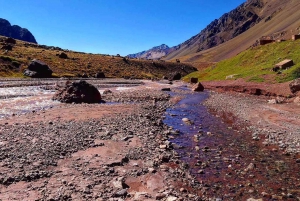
xmin=0 ymin=0 xmax=245 ymax=56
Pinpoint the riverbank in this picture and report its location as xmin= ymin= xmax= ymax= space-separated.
xmin=204 ymin=90 xmax=300 ymax=154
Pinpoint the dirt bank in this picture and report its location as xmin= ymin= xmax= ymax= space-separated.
xmin=202 ymin=79 xmax=294 ymax=97
xmin=204 ymin=90 xmax=300 ymax=154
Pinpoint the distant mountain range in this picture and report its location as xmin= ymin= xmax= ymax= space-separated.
xmin=127 ymin=44 xmax=174 ymax=60
xmin=128 ymin=0 xmax=300 ymax=64
xmin=0 ymin=18 xmax=37 ymax=43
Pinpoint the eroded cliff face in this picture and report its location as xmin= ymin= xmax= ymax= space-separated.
xmin=0 ymin=18 xmax=37 ymax=43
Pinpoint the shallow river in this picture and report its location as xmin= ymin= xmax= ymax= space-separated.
xmin=164 ymin=90 xmax=300 ymax=200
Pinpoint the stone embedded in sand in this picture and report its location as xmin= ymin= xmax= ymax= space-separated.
xmin=52 ymin=80 xmax=102 ymax=103
xmin=289 ymin=78 xmax=300 ymax=93
xmin=192 ymin=82 xmax=204 ymax=92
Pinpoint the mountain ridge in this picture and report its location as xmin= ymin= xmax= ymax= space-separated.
xmin=0 ymin=18 xmax=37 ymax=44
xmin=127 ymin=44 xmax=174 ymax=60
xmin=164 ymin=0 xmax=300 ymax=65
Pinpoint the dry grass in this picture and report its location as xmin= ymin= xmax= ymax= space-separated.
xmin=0 ymin=36 xmax=196 ymax=78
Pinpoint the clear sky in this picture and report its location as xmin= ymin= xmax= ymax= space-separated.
xmin=0 ymin=0 xmax=245 ymax=56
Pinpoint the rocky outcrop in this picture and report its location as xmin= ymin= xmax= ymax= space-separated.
xmin=165 ymin=0 xmax=265 ymax=60
xmin=289 ymin=78 xmax=300 ymax=93
xmin=52 ymin=80 xmax=102 ymax=103
xmin=0 ymin=18 xmax=37 ymax=43
xmin=127 ymin=44 xmax=174 ymax=60
xmin=23 ymin=59 xmax=53 ymax=78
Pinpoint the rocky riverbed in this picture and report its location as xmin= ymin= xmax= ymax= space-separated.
xmin=0 ymin=79 xmax=299 ymax=200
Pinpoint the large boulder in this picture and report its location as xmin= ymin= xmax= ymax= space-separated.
xmin=192 ymin=82 xmax=204 ymax=92
xmin=168 ymin=72 xmax=181 ymax=81
xmin=52 ymin=80 xmax=102 ymax=103
xmin=58 ymin=52 xmax=68 ymax=59
xmin=23 ymin=59 xmax=53 ymax=78
xmin=289 ymin=78 xmax=300 ymax=93
xmin=95 ymin=72 xmax=105 ymax=78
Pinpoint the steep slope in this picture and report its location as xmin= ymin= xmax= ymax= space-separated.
xmin=0 ymin=18 xmax=37 ymax=44
xmin=165 ymin=0 xmax=300 ymax=64
xmin=127 ymin=44 xmax=174 ymax=60
xmin=184 ymin=40 xmax=300 ymax=83
xmin=0 ymin=36 xmax=196 ymax=78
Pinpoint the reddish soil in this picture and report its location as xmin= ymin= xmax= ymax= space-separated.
xmin=202 ymin=79 xmax=294 ymax=97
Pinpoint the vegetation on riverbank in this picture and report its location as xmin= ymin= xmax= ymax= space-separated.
xmin=184 ymin=40 xmax=300 ymax=83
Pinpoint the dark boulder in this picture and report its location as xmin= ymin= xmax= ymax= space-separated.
xmin=58 ymin=52 xmax=68 ymax=59
xmin=23 ymin=59 xmax=53 ymax=78
xmin=4 ymin=37 xmax=16 ymax=44
xmin=1 ymin=44 xmax=13 ymax=51
xmin=81 ymin=73 xmax=88 ymax=78
xmin=289 ymin=78 xmax=300 ymax=93
xmin=168 ymin=72 xmax=181 ymax=81
xmin=95 ymin=72 xmax=105 ymax=78
xmin=192 ymin=82 xmax=204 ymax=92
xmin=190 ymin=77 xmax=198 ymax=83
xmin=161 ymin=88 xmax=171 ymax=91
xmin=52 ymin=80 xmax=102 ymax=103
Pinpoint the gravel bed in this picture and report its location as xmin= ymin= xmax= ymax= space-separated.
xmin=204 ymin=91 xmax=300 ymax=154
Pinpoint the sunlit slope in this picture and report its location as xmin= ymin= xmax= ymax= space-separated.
xmin=166 ymin=0 xmax=300 ymax=64
xmin=0 ymin=36 xmax=196 ymax=78
xmin=184 ymin=40 xmax=300 ymax=83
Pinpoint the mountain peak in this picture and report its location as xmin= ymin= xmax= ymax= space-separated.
xmin=0 ymin=18 xmax=37 ymax=44
xmin=127 ymin=44 xmax=172 ymax=60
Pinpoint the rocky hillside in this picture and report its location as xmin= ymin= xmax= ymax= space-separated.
xmin=127 ymin=44 xmax=174 ymax=60
xmin=0 ymin=18 xmax=37 ymax=44
xmin=165 ymin=0 xmax=300 ymax=64
xmin=0 ymin=36 xmax=196 ymax=78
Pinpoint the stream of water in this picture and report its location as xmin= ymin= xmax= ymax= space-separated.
xmin=163 ymin=90 xmax=300 ymax=200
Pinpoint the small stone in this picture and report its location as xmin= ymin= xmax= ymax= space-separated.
xmin=155 ymin=193 xmax=166 ymax=200
xmin=166 ymin=196 xmax=178 ymax=201
xmin=148 ymin=168 xmax=156 ymax=173
xmin=159 ymin=145 xmax=167 ymax=149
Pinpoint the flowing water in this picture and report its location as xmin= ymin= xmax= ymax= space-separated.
xmin=164 ymin=90 xmax=300 ymax=200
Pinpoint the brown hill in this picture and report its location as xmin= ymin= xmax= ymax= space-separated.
xmin=165 ymin=0 xmax=300 ymax=66
xmin=0 ymin=36 xmax=197 ymax=78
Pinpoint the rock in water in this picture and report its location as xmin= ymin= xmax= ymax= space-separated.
xmin=192 ymin=82 xmax=204 ymax=92
xmin=23 ymin=59 xmax=53 ymax=78
xmin=52 ymin=80 xmax=102 ymax=103
xmin=289 ymin=78 xmax=300 ymax=93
